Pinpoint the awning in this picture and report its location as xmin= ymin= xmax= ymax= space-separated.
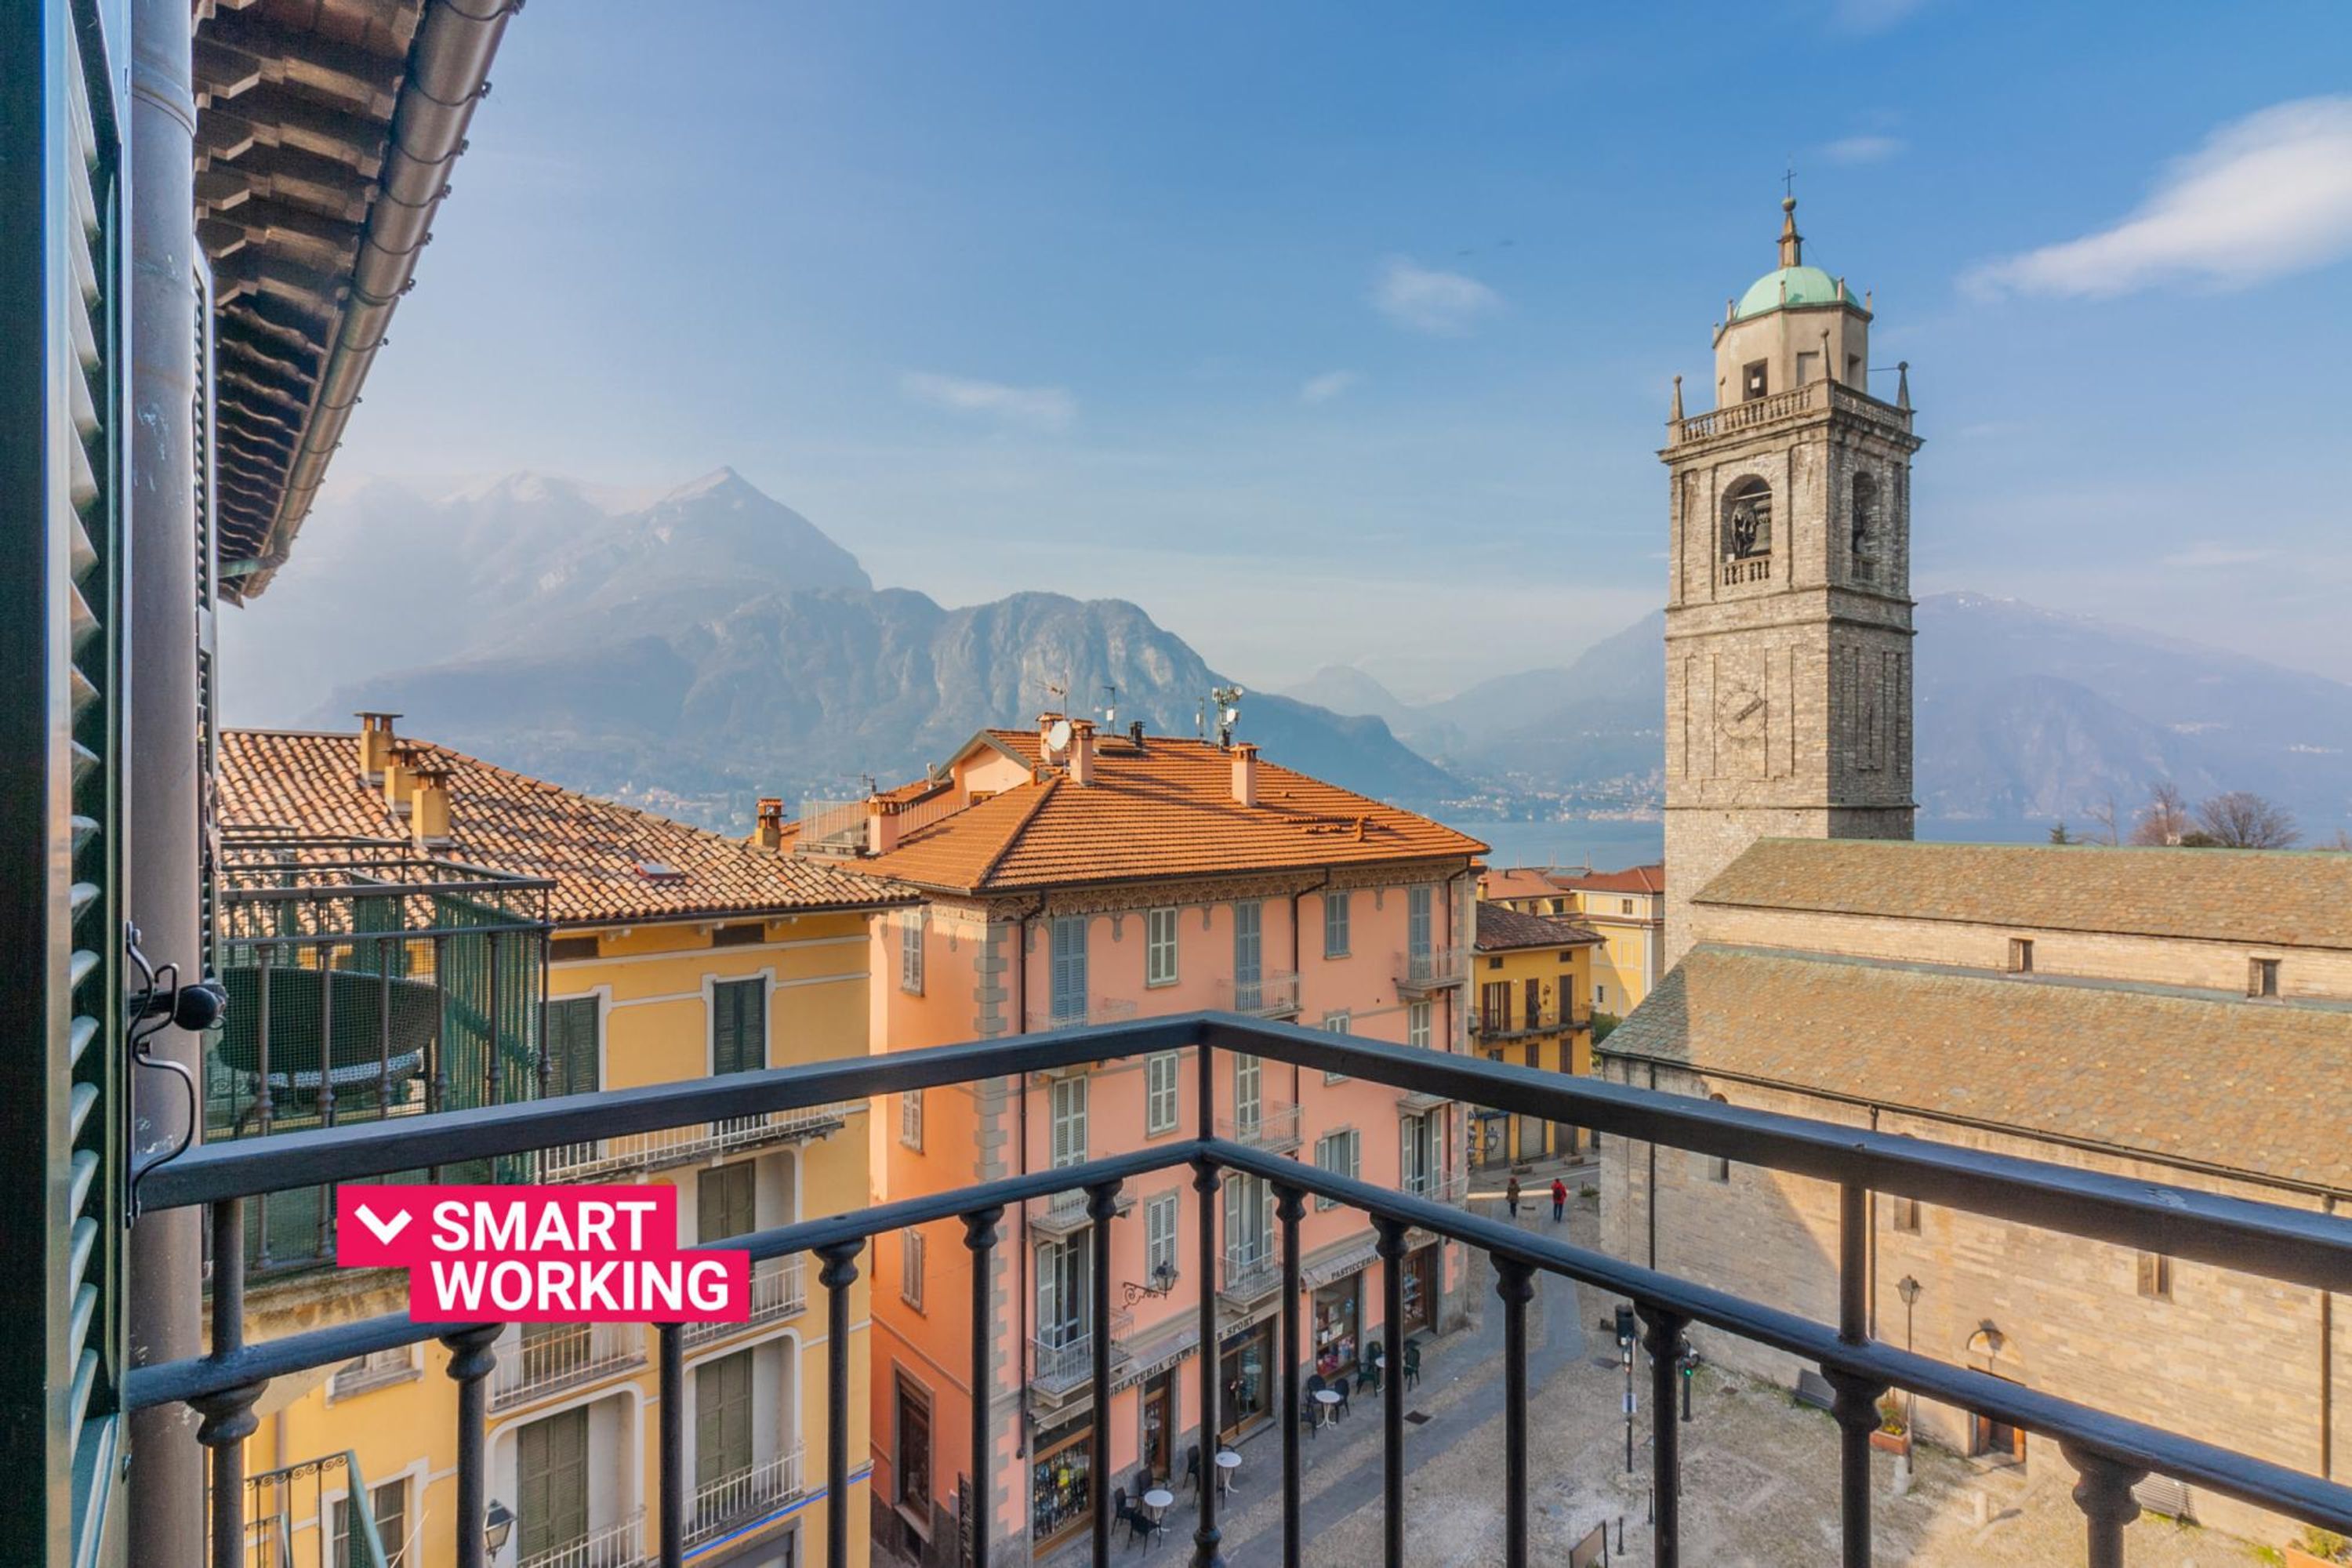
xmin=1117 ymin=1323 xmax=1201 ymax=1391
xmin=1301 ymin=1236 xmax=1379 ymax=1291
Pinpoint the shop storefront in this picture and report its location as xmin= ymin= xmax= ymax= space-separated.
xmin=1141 ymin=1371 xmax=1174 ymax=1484
xmin=1218 ymin=1319 xmax=1275 ymax=1441
xmin=1030 ymin=1414 xmax=1093 ymax=1551
xmin=1312 ymin=1275 xmax=1362 ymax=1380
xmin=1399 ymin=1245 xmax=1438 ymax=1335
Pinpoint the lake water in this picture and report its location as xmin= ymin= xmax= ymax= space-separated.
xmin=1446 ymin=815 xmax=2060 ymax=874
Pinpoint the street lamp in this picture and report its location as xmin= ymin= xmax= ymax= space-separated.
xmin=484 ymin=1499 xmax=515 ymax=1563
xmin=1613 ymin=1303 xmax=1636 ymax=1473
xmin=1893 ymin=1276 xmax=1923 ymax=1496
xmin=1676 ymin=1334 xmax=1700 ymax=1422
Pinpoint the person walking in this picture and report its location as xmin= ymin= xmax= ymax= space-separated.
xmin=1550 ymin=1176 xmax=1567 ymax=1222
xmin=1505 ymin=1175 xmax=1522 ymax=1220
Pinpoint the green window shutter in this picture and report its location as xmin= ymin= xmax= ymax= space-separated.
xmin=698 ymin=1162 xmax=756 ymax=1243
xmin=695 ymin=1351 xmax=754 ymax=1486
xmin=711 ymin=978 xmax=764 ymax=1076
xmin=546 ymin=996 xmax=599 ymax=1098
xmin=1 ymin=5 xmax=131 ymax=1561
xmin=517 ymin=1408 xmax=590 ymax=1559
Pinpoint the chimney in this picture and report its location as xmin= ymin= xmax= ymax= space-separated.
xmin=355 ymin=711 xmax=401 ymax=782
xmin=1067 ymin=720 xmax=1096 ymax=786
xmin=408 ymin=765 xmax=454 ymax=844
xmin=753 ymin=797 xmax=786 ymax=850
xmin=1231 ymin=742 xmax=1259 ymax=808
xmin=866 ymin=797 xmax=905 ymax=855
xmin=1037 ymin=711 xmax=1067 ymax=763
xmin=382 ymin=746 xmax=418 ymax=815
xmin=1128 ymin=719 xmax=1145 ymax=748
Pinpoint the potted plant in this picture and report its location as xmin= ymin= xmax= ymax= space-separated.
xmin=2284 ymin=1526 xmax=2351 ymax=1567
xmin=1869 ymin=1396 xmax=1911 ymax=1456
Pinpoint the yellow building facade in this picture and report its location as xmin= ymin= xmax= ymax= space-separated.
xmin=220 ymin=727 xmax=906 ymax=1568
xmin=1553 ymin=866 xmax=1665 ymax=1020
xmin=1466 ymin=903 xmax=1600 ymax=1168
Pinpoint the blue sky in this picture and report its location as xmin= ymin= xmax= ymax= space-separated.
xmin=309 ymin=0 xmax=2352 ymax=698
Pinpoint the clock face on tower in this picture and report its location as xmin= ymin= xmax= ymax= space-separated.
xmin=1716 ymin=680 xmax=1767 ymax=741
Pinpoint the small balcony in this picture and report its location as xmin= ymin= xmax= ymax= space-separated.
xmin=489 ymin=1322 xmax=646 ymax=1412
xmin=1395 ymin=945 xmax=1469 ymax=994
xmin=1216 ymin=970 xmax=1301 ymax=1018
xmin=536 ymin=1103 xmax=860 ymax=1181
xmin=1471 ymin=1007 xmax=1592 ymax=1041
xmin=1028 ymin=995 xmax=1139 ymax=1033
xmin=1396 ymin=1085 xmax=1453 ymax=1112
xmin=688 ymin=1449 xmax=805 ymax=1546
xmin=684 ymin=1254 xmax=807 ymax=1347
xmin=1218 ymin=1242 xmax=1283 ymax=1311
xmin=1029 ymin=1181 xmax=1134 ymax=1237
xmin=246 ymin=1450 xmax=387 ymax=1568
xmin=515 ymin=1511 xmax=650 ymax=1568
xmin=1403 ymin=1168 xmax=1468 ymax=1207
xmin=1215 ymin=1102 xmax=1303 ymax=1154
xmin=1030 ymin=1314 xmax=1134 ymax=1402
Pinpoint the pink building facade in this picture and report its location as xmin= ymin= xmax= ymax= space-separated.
xmin=835 ymin=722 xmax=1485 ymax=1565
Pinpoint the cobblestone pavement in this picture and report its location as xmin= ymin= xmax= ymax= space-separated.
xmin=1137 ymin=1192 xmax=2266 ymax=1568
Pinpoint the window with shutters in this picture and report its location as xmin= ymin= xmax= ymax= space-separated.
xmin=697 ymin=1350 xmax=756 ymax=1488
xmin=899 ymin=907 xmax=924 ymax=994
xmin=1145 ymin=1051 xmax=1180 ymax=1135
xmin=1312 ymin=1129 xmax=1360 ymax=1210
xmin=711 ymin=977 xmax=767 ymax=1075
xmin=1234 ymin=1053 xmax=1261 ymax=1134
xmin=1036 ymin=1233 xmax=1091 ymax=1346
xmin=333 ymin=1476 xmax=410 ymax=1568
xmin=329 ymin=1345 xmax=418 ymax=1400
xmin=1145 ymin=907 xmax=1179 ymax=986
xmin=1051 ymin=915 xmax=1089 ymax=1023
xmin=1232 ymin=900 xmax=1263 ymax=1008
xmin=1323 ymin=891 xmax=1351 ymax=957
xmin=902 ymin=1228 xmax=927 ymax=1312
xmin=699 ymin=1161 xmax=757 ymax=1243
xmin=895 ymin=1378 xmax=933 ymax=1512
xmin=1322 ymin=1011 xmax=1352 ymax=1083
xmin=1225 ymin=1173 xmax=1274 ymax=1269
xmin=1399 ymin=1113 xmax=1436 ymax=1197
xmin=1145 ymin=1193 xmax=1179 ymax=1283
xmin=544 ymin=996 xmax=601 ymax=1097
xmin=1480 ymin=981 xmax=1511 ymax=1035
xmin=518 ymin=1407 xmax=591 ymax=1561
xmin=1051 ymin=1076 xmax=1088 ymax=1167
xmin=901 ymin=1087 xmax=924 ymax=1151
xmin=1406 ymin=1000 xmax=1432 ymax=1050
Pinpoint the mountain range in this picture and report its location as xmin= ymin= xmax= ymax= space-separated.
xmin=220 ymin=468 xmax=2352 ymax=841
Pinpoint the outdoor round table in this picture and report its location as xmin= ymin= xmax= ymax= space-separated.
xmin=1143 ymin=1487 xmax=1174 ymax=1522
xmin=1214 ymin=1448 xmax=1242 ymax=1494
xmin=1312 ymin=1387 xmax=1341 ymax=1427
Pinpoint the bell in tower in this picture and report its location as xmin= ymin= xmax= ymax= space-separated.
xmin=1657 ymin=196 xmax=1925 ymax=965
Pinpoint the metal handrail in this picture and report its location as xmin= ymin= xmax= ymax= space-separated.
xmin=129 ymin=1012 xmax=2352 ymax=1565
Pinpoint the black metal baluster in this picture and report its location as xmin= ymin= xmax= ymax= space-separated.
xmin=376 ymin=935 xmax=394 ymax=1112
xmin=1494 ymin=1258 xmax=1537 ymax=1568
xmin=317 ymin=939 xmax=336 ymax=1129
xmin=254 ymin=942 xmax=274 ymax=1261
xmin=817 ymin=1240 xmax=863 ymax=1568
xmin=964 ymin=1207 xmax=1004 ymax=1568
xmin=191 ymin=1202 xmax=264 ymax=1568
xmin=1375 ymin=1216 xmax=1408 ymax=1568
xmin=1826 ymin=1181 xmax=1886 ymax=1568
xmin=1639 ymin=1305 xmax=1687 ymax=1568
xmin=2062 ymin=1440 xmax=2147 ymax=1568
xmin=1276 ymin=1184 xmax=1308 ymax=1568
xmin=485 ymin=928 xmax=502 ymax=1105
xmin=659 ymin=1321 xmax=684 ymax=1567
xmin=1087 ymin=1181 xmax=1122 ymax=1567
xmin=441 ymin=1323 xmax=502 ymax=1568
xmin=1192 ymin=1154 xmax=1225 ymax=1568
xmin=429 ymin=931 xmax=448 ymax=1119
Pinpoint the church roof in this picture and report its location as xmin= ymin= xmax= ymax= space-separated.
xmin=1598 ymin=944 xmax=2352 ymax=1192
xmin=1734 ymin=264 xmax=1842 ymax=320
xmin=1696 ymin=839 xmax=2352 ymax=952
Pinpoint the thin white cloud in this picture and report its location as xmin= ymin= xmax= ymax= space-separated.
xmin=899 ymin=371 xmax=1076 ymax=432
xmin=1300 ymin=370 xmax=1361 ymax=405
xmin=1968 ymin=96 xmax=2352 ymax=299
xmin=1831 ymin=0 xmax=1926 ymax=32
xmin=2160 ymin=543 xmax=2277 ymax=570
xmin=1822 ymin=134 xmax=1906 ymax=165
xmin=1370 ymin=258 xmax=1501 ymax=336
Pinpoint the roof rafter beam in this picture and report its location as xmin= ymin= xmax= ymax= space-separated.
xmin=194 ymin=9 xmax=405 ymax=119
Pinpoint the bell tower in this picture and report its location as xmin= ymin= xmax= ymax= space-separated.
xmin=1660 ymin=197 xmax=1922 ymax=964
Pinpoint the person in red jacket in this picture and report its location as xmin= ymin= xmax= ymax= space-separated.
xmin=1550 ymin=1176 xmax=1568 ymax=1222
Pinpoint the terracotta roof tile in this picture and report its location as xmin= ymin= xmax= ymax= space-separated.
xmin=860 ymin=732 xmax=1486 ymax=895
xmin=1602 ymin=945 xmax=2352 ymax=1189
xmin=1475 ymin=904 xmax=1602 ymax=953
xmin=1561 ymin=863 xmax=1665 ymax=895
xmin=1479 ymin=868 xmax=1571 ymax=902
xmin=221 ymin=729 xmax=910 ymax=927
xmin=1697 ymin=839 xmax=2352 ymax=950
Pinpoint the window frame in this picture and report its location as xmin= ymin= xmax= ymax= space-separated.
xmin=1312 ymin=1128 xmax=1361 ymax=1210
xmin=1321 ymin=1011 xmax=1352 ymax=1083
xmin=1406 ymin=1000 xmax=1432 ymax=1051
xmin=1323 ymin=890 xmax=1351 ymax=958
xmin=899 ymin=906 xmax=925 ymax=995
xmin=1144 ymin=1192 xmax=1180 ymax=1284
xmin=1145 ymin=906 xmax=1180 ymax=988
xmin=710 ymin=975 xmax=768 ymax=1076
xmin=1050 ymin=1075 xmax=1089 ymax=1168
xmin=902 ymin=1226 xmax=927 ymax=1313
xmin=1051 ymin=913 xmax=1090 ymax=1023
xmin=900 ymin=1087 xmax=924 ymax=1152
xmin=1145 ymin=1051 xmax=1181 ymax=1136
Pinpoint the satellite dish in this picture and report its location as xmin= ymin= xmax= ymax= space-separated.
xmin=1046 ymin=718 xmax=1073 ymax=753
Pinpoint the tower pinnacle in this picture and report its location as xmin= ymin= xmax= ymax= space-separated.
xmin=1778 ymin=195 xmax=1802 ymax=268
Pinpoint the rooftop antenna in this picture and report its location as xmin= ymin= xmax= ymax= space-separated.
xmin=1044 ymin=680 xmax=1067 ymax=712
xmin=1101 ymin=684 xmax=1119 ymax=725
xmin=1196 ymin=697 xmax=1206 ymax=740
xmin=1210 ymin=684 xmax=1245 ymax=748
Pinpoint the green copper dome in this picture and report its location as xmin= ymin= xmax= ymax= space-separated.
xmin=1735 ymin=264 xmax=1842 ymax=320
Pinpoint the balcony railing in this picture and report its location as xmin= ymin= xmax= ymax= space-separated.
xmin=1028 ymin=995 xmax=1139 ymax=1033
xmin=514 ymin=1511 xmax=648 ymax=1568
xmin=1219 ymin=1240 xmax=1283 ymax=1306
xmin=1669 ymin=376 xmax=1913 ymax=445
xmin=1030 ymin=1312 xmax=1134 ymax=1395
xmin=1215 ymin=1101 xmax=1303 ymax=1153
xmin=490 ymin=1322 xmax=646 ymax=1411
xmin=684 ymin=1254 xmax=807 ymax=1347
xmin=245 ymin=1450 xmax=386 ymax=1568
xmin=1215 ymin=970 xmax=1301 ymax=1017
xmin=1396 ymin=945 xmax=1470 ymax=993
xmin=688 ymin=1450 xmax=804 ymax=1546
xmin=1472 ymin=1007 xmax=1592 ymax=1040
xmin=131 ymin=1012 xmax=2352 ymax=1568
xmin=1403 ymin=1168 xmax=1468 ymax=1207
xmin=535 ymin=1102 xmax=861 ymax=1181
